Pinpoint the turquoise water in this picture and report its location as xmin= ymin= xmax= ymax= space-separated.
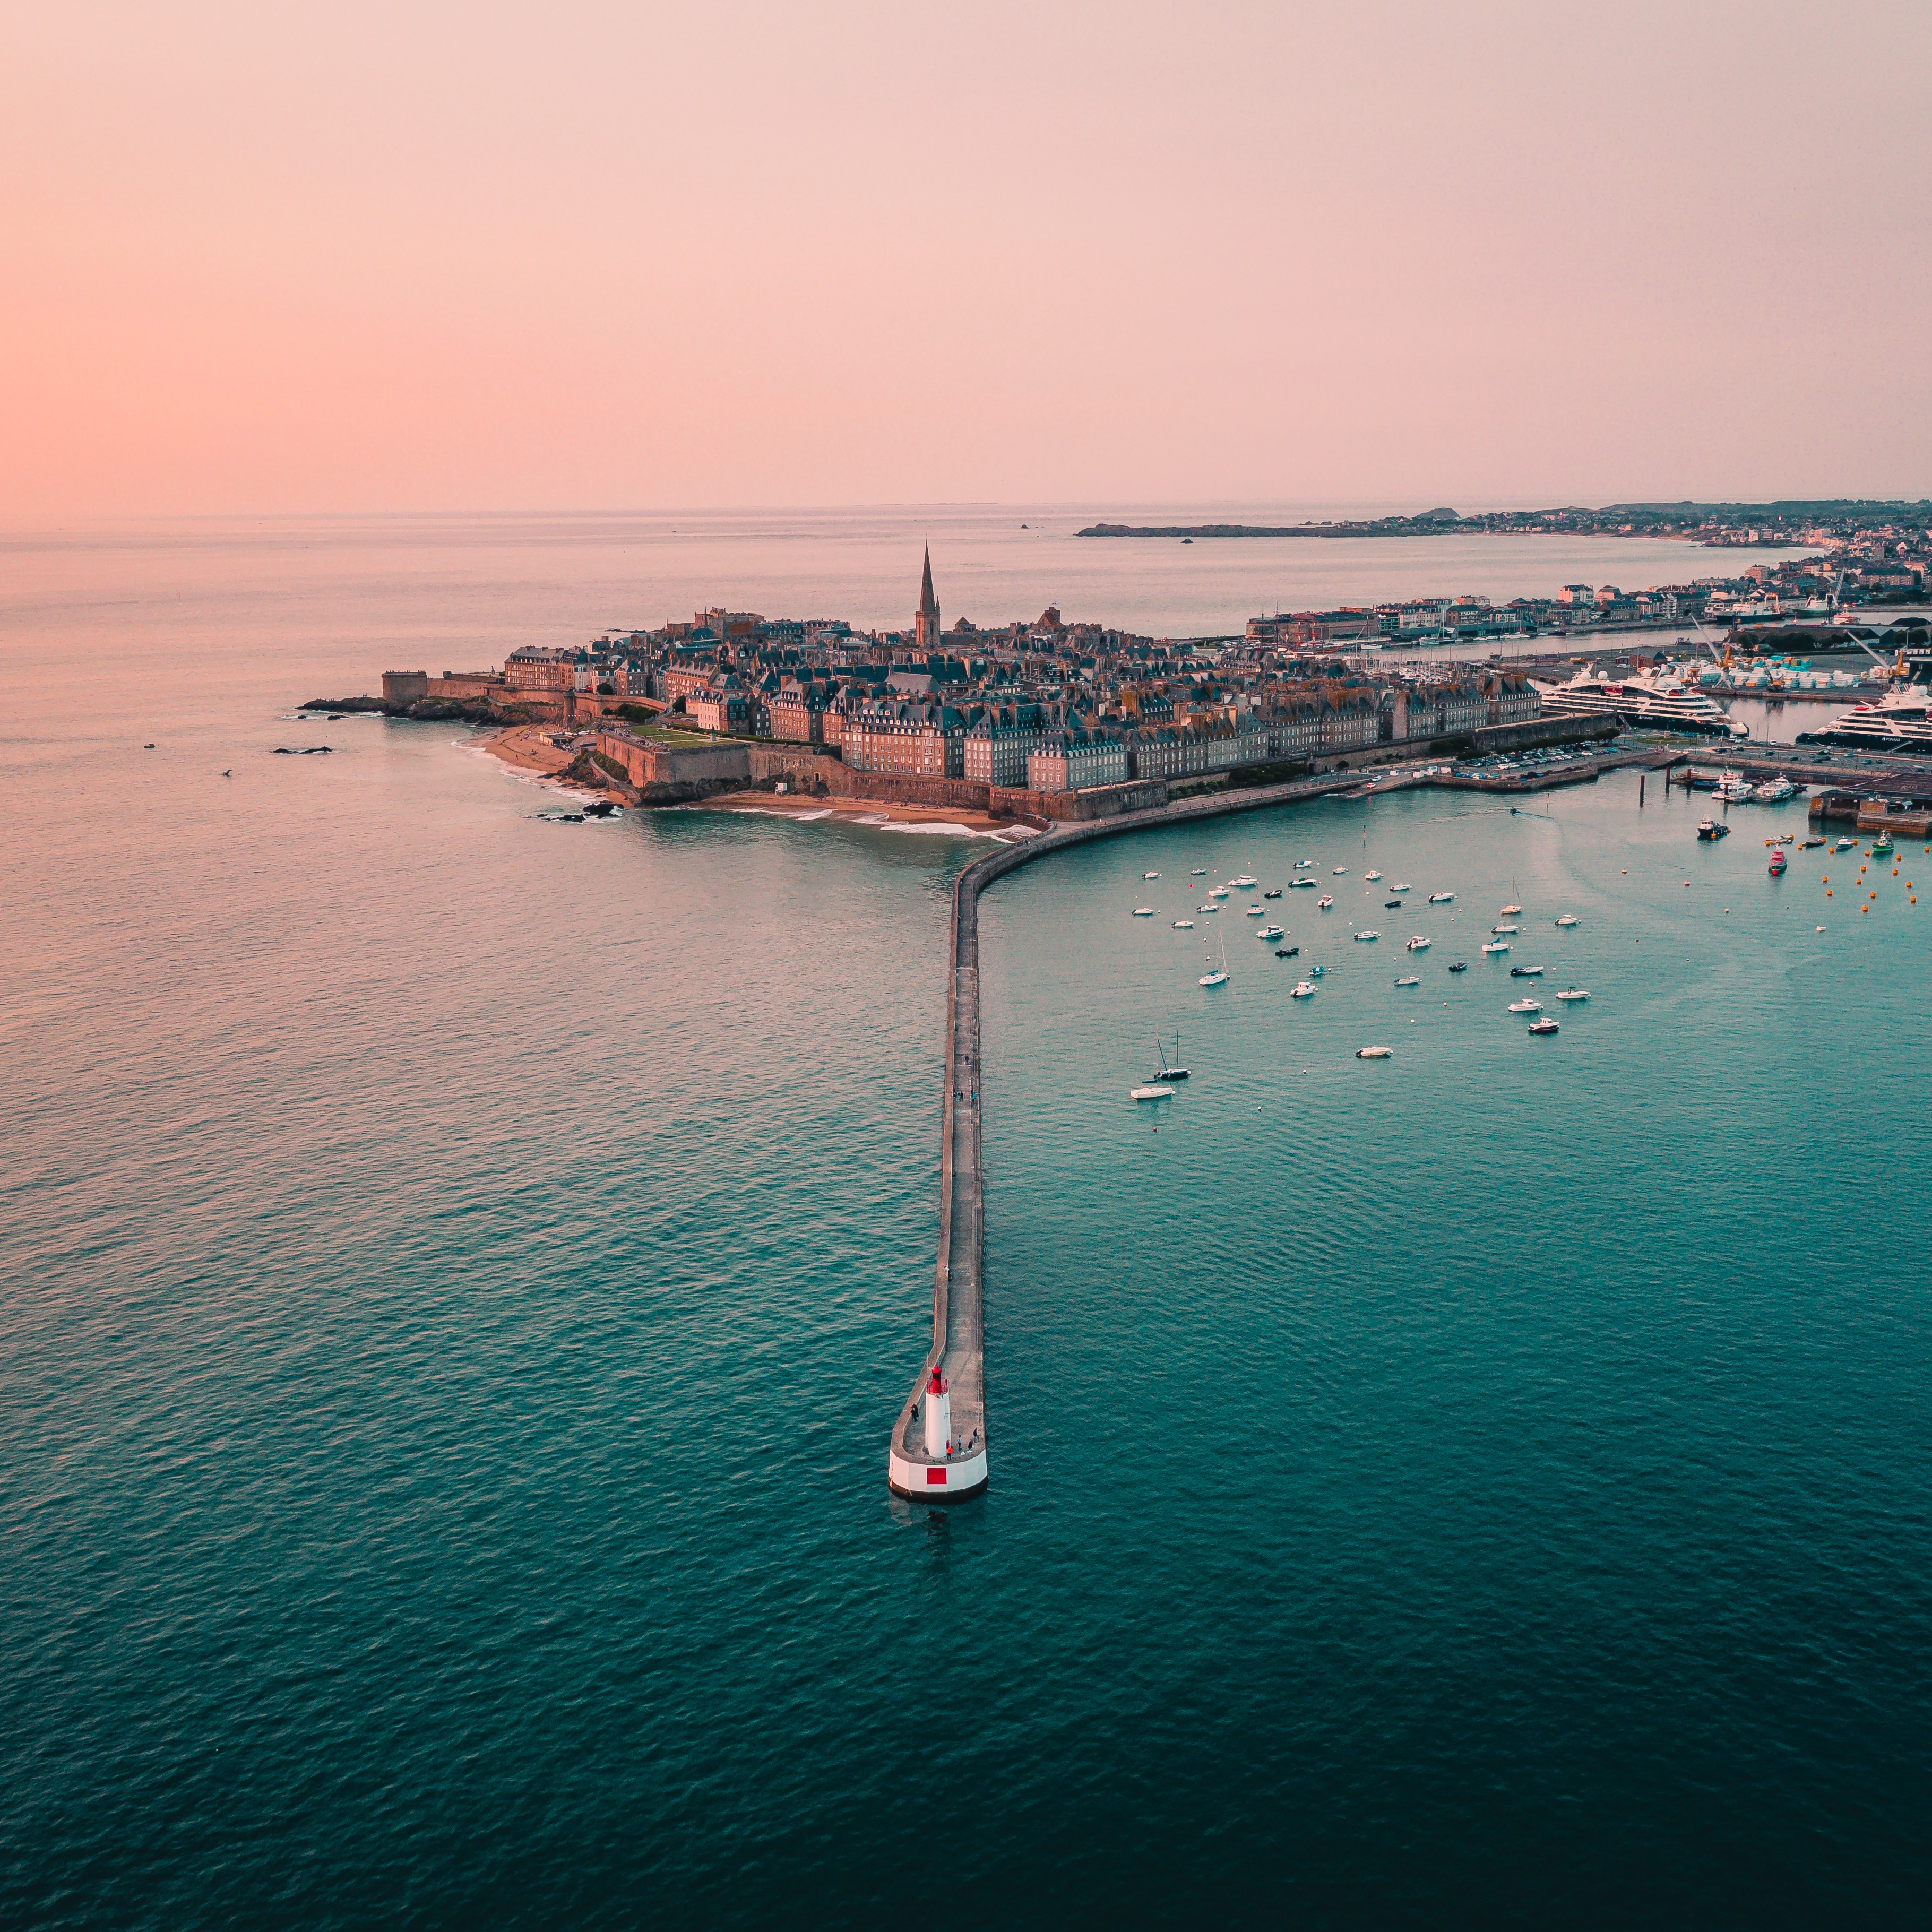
xmin=3 ymin=520 xmax=1926 ymax=1926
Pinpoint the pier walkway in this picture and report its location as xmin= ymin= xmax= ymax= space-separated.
xmin=888 ymin=767 xmax=1368 ymax=1499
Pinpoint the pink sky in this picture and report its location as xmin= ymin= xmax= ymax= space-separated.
xmin=4 ymin=1 xmax=1927 ymax=518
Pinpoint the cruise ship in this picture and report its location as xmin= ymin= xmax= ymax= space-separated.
xmin=1796 ymin=651 xmax=1932 ymax=754
xmin=1538 ymin=663 xmax=1749 ymax=739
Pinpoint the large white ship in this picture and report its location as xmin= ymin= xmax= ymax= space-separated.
xmin=1537 ymin=663 xmax=1749 ymax=739
xmin=1796 ymin=651 xmax=1932 ymax=754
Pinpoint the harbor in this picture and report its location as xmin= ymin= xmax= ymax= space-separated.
xmin=889 ymin=735 xmax=1925 ymax=1502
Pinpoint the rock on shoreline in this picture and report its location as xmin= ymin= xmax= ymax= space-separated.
xmin=300 ymin=694 xmax=537 ymax=723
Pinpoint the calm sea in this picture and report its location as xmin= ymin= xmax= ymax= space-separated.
xmin=3 ymin=514 xmax=1921 ymax=1928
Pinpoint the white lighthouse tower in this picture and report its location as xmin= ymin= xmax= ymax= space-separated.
xmin=923 ymin=1362 xmax=951 ymax=1458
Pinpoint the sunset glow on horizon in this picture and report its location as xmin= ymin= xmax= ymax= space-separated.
xmin=4 ymin=0 xmax=1928 ymax=519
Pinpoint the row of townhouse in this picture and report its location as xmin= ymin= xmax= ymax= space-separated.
xmin=1123 ymin=714 xmax=1273 ymax=781
xmin=963 ymin=703 xmax=1056 ymax=785
xmin=1027 ymin=731 xmax=1128 ymax=791
xmin=841 ymin=700 xmax=969 ymax=778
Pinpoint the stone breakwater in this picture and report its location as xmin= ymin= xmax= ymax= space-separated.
xmin=886 ymin=768 xmax=1367 ymax=1500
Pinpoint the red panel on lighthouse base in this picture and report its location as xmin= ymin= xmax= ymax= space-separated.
xmin=926 ymin=1467 xmax=947 ymax=1485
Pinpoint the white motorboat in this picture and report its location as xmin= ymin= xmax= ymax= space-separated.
xmin=1405 ymin=936 xmax=1430 ymax=951
xmin=1365 ymin=870 xmax=1384 ymax=881
xmin=1528 ymin=1016 xmax=1560 ymax=1036
xmin=1198 ymin=904 xmax=1218 ymax=913
xmin=1317 ymin=895 xmax=1334 ymax=909
xmin=1752 ymin=775 xmax=1797 ymax=803
xmin=1356 ymin=1046 xmax=1392 ymax=1058
xmin=1257 ymin=925 xmax=1284 ymax=941
xmin=1481 ymin=939 xmax=1511 ymax=954
xmin=1510 ymin=964 xmax=1545 ymax=978
xmin=1395 ymin=975 xmax=1420 ymax=987
xmin=1246 ymin=905 xmax=1265 ymax=917
xmin=1231 ymin=875 xmax=1258 ymax=888
xmin=1391 ymin=882 xmax=1413 ymax=892
xmin=1715 ymin=773 xmax=1754 ymax=804
xmin=1131 ymin=1083 xmax=1175 ymax=1101
xmin=1507 ymin=998 xmax=1542 ymax=1013
xmin=1291 ymin=981 xmax=1316 ymax=998
xmin=1555 ymin=987 xmax=1590 ymax=1002
xmin=1833 ymin=837 xmax=1856 ymax=851
xmin=1172 ymin=919 xmax=1194 ymax=928
xmin=1191 ymin=867 xmax=1207 ymax=875
xmin=1555 ymin=914 xmax=1580 ymax=927
xmin=1492 ymin=924 xmax=1519 ymax=934
xmin=1144 ymin=872 xmax=1160 ymax=879
xmin=1294 ymin=858 xmax=1315 ymax=868
xmin=1428 ymin=891 xmax=1454 ymax=903
xmin=1333 ymin=868 xmax=1347 ymax=875
xmin=1500 ymin=903 xmax=1522 ymax=915
xmin=1289 ymin=877 xmax=1318 ymax=889
xmin=1133 ymin=907 xmax=1155 ymax=916
xmin=1355 ymin=929 xmax=1380 ymax=941
xmin=1209 ymin=885 xmax=1231 ymax=899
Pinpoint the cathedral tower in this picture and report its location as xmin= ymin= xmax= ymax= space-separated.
xmin=915 ymin=545 xmax=941 ymax=652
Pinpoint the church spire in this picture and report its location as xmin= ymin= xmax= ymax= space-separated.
xmin=916 ymin=544 xmax=941 ymax=651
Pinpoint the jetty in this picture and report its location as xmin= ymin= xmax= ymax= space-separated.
xmin=887 ymin=769 xmax=1361 ymax=1500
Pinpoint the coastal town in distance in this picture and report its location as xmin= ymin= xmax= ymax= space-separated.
xmin=323 ymin=497 xmax=1932 ymax=836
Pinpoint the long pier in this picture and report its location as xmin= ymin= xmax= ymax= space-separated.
xmin=886 ymin=769 xmax=1366 ymax=1500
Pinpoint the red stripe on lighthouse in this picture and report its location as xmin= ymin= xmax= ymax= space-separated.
xmin=926 ymin=1468 xmax=947 ymax=1485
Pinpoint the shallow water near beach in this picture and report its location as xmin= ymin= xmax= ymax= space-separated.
xmin=3 ymin=516 xmax=1926 ymax=1927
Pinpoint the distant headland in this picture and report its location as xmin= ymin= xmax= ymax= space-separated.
xmin=1078 ymin=501 xmax=1932 ymax=545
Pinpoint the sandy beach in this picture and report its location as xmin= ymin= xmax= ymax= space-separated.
xmin=486 ymin=723 xmax=574 ymax=777
xmin=698 ymin=791 xmax=1034 ymax=839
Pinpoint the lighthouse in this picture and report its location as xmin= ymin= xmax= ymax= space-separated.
xmin=923 ymin=1362 xmax=951 ymax=1457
